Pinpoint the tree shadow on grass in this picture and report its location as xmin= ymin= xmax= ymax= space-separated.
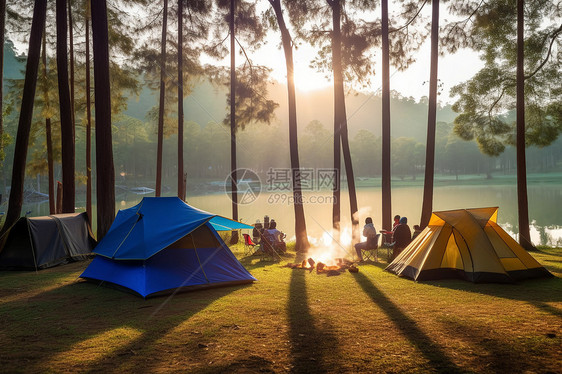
xmin=287 ymin=269 xmax=341 ymax=373
xmin=75 ymin=286 xmax=244 ymax=373
xmin=352 ymin=272 xmax=463 ymax=373
xmin=0 ymin=278 xmax=244 ymax=373
xmin=238 ymin=255 xmax=281 ymax=271
xmin=533 ymin=301 xmax=562 ymax=318
xmin=382 ymin=247 xmax=562 ymax=319
xmin=195 ymin=355 xmax=277 ymax=373
xmin=420 ymin=276 xmax=562 ymax=318
xmin=364 ymin=260 xmax=391 ymax=270
xmin=437 ymin=318 xmax=560 ymax=374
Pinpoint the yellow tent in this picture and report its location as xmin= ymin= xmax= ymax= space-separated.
xmin=385 ymin=207 xmax=552 ymax=283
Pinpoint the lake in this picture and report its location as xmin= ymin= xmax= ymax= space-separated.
xmin=19 ymin=183 xmax=562 ymax=247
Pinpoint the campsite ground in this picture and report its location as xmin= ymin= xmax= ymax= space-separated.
xmin=0 ymin=247 xmax=560 ymax=373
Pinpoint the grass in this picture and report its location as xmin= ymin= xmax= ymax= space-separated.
xmin=0 ymin=246 xmax=560 ymax=373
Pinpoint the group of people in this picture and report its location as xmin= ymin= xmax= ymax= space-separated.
xmin=252 ymin=216 xmax=286 ymax=255
xmin=355 ymin=214 xmax=420 ymax=262
xmin=250 ymin=213 xmax=421 ymax=262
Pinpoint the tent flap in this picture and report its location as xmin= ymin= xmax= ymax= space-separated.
xmin=209 ymin=216 xmax=253 ymax=231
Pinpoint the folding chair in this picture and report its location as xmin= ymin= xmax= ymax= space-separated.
xmin=242 ymin=233 xmax=257 ymax=256
xmin=361 ymin=234 xmax=381 ymax=262
xmin=259 ymin=234 xmax=282 ymax=261
xmin=379 ymin=230 xmax=395 ymax=261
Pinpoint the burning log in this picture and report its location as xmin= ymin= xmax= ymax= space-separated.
xmin=284 ymin=259 xmax=314 ymax=270
xmin=348 ymin=265 xmax=359 ymax=273
xmin=284 ymin=256 xmax=359 ymax=275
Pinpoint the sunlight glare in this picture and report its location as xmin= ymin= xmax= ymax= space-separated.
xmin=307 ymin=226 xmax=353 ymax=265
xmin=294 ymin=64 xmax=333 ymax=92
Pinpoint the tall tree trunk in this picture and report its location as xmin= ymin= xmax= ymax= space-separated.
xmin=331 ymin=0 xmax=341 ymax=241
xmin=381 ymin=0 xmax=392 ymax=232
xmin=1 ymin=0 xmax=47 ymax=235
xmin=85 ymin=4 xmax=92 ymax=222
xmin=91 ymin=0 xmax=115 ymax=240
xmin=329 ymin=0 xmax=359 ymax=243
xmin=270 ymin=0 xmax=310 ymax=252
xmin=516 ymin=0 xmax=533 ymax=250
xmin=42 ymin=25 xmax=55 ymax=214
xmin=420 ymin=0 xmax=439 ymax=228
xmin=68 ymin=0 xmax=75 ymax=142
xmin=229 ymin=0 xmax=239 ymax=244
xmin=155 ymin=0 xmax=168 ymax=197
xmin=0 ymin=0 xmax=5 ymax=195
xmin=339 ymin=95 xmax=359 ymax=243
xmin=46 ymin=116 xmax=54 ymax=212
xmin=177 ymin=0 xmax=185 ymax=201
xmin=56 ymin=0 xmax=75 ymax=213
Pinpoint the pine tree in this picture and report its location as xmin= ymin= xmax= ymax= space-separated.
xmin=267 ymin=0 xmax=311 ymax=252
xmin=420 ymin=0 xmax=440 ymax=229
xmin=56 ymin=0 xmax=75 ymax=213
xmin=1 ymin=0 xmax=48 ymax=235
xmin=90 ymin=0 xmax=115 ymax=239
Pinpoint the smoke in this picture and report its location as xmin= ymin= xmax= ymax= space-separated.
xmin=306 ymin=226 xmax=354 ymax=264
xmin=352 ymin=206 xmax=374 ymax=224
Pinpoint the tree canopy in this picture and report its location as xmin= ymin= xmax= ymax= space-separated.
xmin=448 ymin=0 xmax=562 ymax=156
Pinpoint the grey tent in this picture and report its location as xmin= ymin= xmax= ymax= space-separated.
xmin=0 ymin=212 xmax=95 ymax=270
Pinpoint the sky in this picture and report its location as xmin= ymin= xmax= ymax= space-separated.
xmin=256 ymin=38 xmax=484 ymax=103
xmin=249 ymin=2 xmax=485 ymax=104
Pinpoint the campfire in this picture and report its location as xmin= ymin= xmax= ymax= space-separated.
xmin=284 ymin=228 xmax=359 ymax=275
xmin=284 ymin=257 xmax=358 ymax=276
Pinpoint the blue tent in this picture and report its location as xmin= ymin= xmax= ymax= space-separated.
xmin=80 ymin=197 xmax=256 ymax=297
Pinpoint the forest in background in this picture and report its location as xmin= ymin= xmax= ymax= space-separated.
xmin=2 ymin=38 xmax=561 ymax=197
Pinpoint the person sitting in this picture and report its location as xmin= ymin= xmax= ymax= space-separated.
xmin=252 ymin=220 xmax=263 ymax=244
xmin=264 ymin=220 xmax=286 ymax=254
xmin=354 ymin=217 xmax=378 ymax=262
xmin=392 ymin=215 xmax=401 ymax=229
xmin=380 ymin=214 xmax=401 ymax=243
xmin=389 ymin=217 xmax=412 ymax=260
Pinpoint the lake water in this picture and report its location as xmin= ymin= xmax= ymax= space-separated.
xmin=20 ymin=183 xmax=562 ymax=247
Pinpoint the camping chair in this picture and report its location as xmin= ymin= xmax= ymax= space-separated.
xmin=242 ymin=233 xmax=258 ymax=256
xmin=259 ymin=232 xmax=282 ymax=261
xmin=361 ymin=234 xmax=381 ymax=262
xmin=379 ymin=230 xmax=395 ymax=261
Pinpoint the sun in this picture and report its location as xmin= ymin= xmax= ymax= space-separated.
xmin=267 ymin=57 xmax=333 ymax=92
xmin=260 ymin=42 xmax=333 ymax=93
xmin=293 ymin=65 xmax=333 ymax=92
xmin=288 ymin=44 xmax=333 ymax=92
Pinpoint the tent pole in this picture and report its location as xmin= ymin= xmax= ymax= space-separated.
xmin=190 ymin=235 xmax=209 ymax=283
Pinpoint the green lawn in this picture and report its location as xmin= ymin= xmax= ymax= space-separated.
xmin=0 ymin=246 xmax=560 ymax=373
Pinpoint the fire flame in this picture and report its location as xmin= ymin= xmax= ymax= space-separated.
xmin=307 ymin=226 xmax=353 ymax=265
